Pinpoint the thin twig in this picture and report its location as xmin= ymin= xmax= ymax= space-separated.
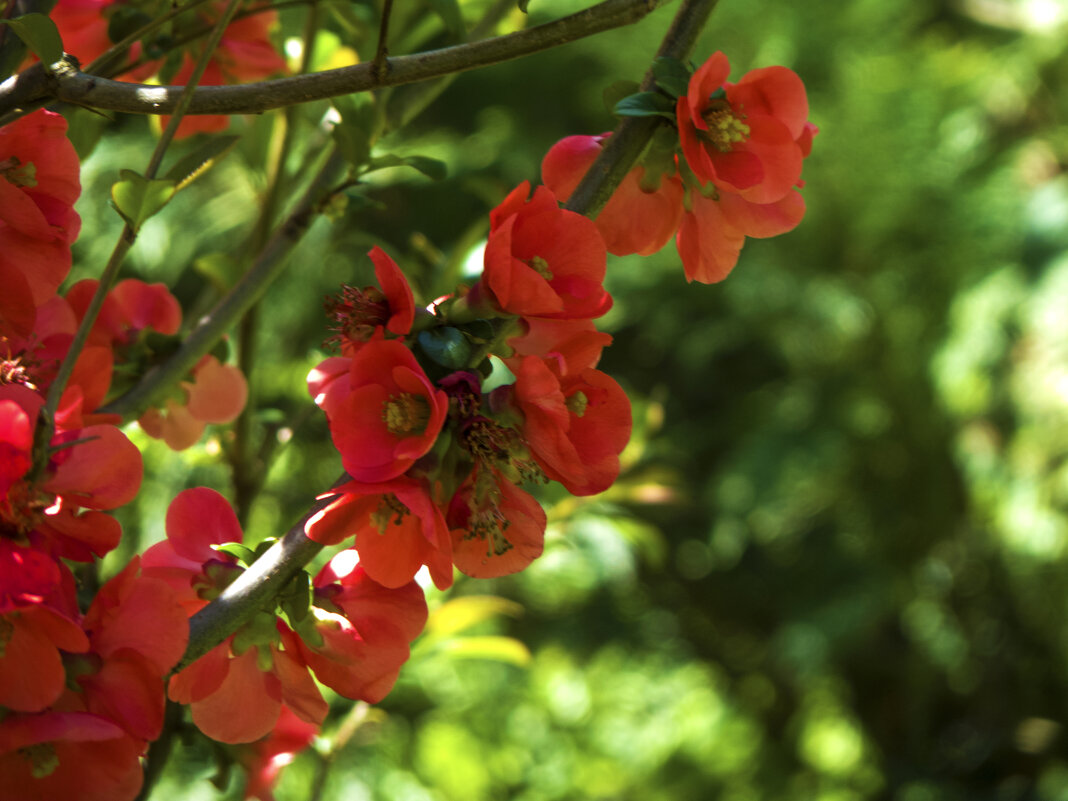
xmin=0 ymin=0 xmax=667 ymax=117
xmin=564 ymin=0 xmax=721 ymax=218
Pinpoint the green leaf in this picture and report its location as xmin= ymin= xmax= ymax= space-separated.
xmin=437 ymin=636 xmax=531 ymax=666
xmin=425 ymin=0 xmax=465 ymax=37
xmin=164 ymin=135 xmax=240 ymax=191
xmin=1 ymin=13 xmax=63 ymax=66
xmin=107 ymin=7 xmax=153 ymax=45
xmin=613 ymin=91 xmax=677 ymax=120
xmin=368 ymin=153 xmax=447 ymax=181
xmin=212 ymin=542 xmax=255 ymax=563
xmin=517 ymin=0 xmax=531 ymax=11
xmin=280 ymin=572 xmax=313 ymax=623
xmin=427 ymin=596 xmax=525 ymax=638
xmin=652 ymin=56 xmax=691 ymax=98
xmin=418 ymin=327 xmax=472 ymax=370
xmin=110 ymin=170 xmax=177 ymax=231
xmin=603 ymin=79 xmax=640 ymax=116
xmin=332 ymin=95 xmax=377 ymax=168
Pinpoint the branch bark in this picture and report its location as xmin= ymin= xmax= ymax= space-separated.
xmin=564 ymin=0 xmax=720 ymax=218
xmin=0 ymin=0 xmax=667 ymax=118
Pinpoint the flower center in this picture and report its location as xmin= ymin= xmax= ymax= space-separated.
xmin=461 ymin=417 xmax=544 ymax=485
xmin=565 ymin=391 xmax=589 ymax=417
xmin=0 ymin=156 xmax=36 ymax=188
xmin=527 ymin=256 xmax=554 ymax=281
xmin=19 ymin=743 xmax=58 ymax=778
xmin=370 ymin=494 xmax=410 ymax=535
xmin=382 ymin=393 xmax=430 ymax=436
xmin=324 ymin=284 xmax=390 ymax=349
xmin=700 ymin=99 xmax=751 ymax=153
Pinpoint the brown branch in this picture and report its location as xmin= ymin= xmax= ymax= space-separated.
xmin=0 ymin=0 xmax=667 ymax=118
xmin=564 ymin=0 xmax=721 ymax=218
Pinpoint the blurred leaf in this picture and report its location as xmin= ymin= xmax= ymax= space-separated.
xmin=368 ymin=153 xmax=447 ymax=181
xmin=652 ymin=56 xmax=691 ymax=98
xmin=614 ymin=91 xmax=676 ymax=120
xmin=332 ymin=95 xmax=377 ymax=167
xmin=107 ymin=7 xmax=152 ymax=44
xmin=436 ymin=635 xmax=531 ymax=666
xmin=425 ymin=0 xmax=465 ymax=37
xmin=603 ymin=79 xmax=640 ymax=116
xmin=164 ymin=135 xmax=241 ymax=191
xmin=1 ymin=13 xmax=62 ymax=66
xmin=417 ymin=326 xmax=472 ymax=370
xmin=111 ymin=170 xmax=177 ymax=230
xmin=427 ymin=596 xmax=525 ymax=638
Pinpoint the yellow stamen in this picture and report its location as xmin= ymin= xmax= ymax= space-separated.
xmin=382 ymin=393 xmax=430 ymax=436
xmin=700 ymin=100 xmax=750 ymax=153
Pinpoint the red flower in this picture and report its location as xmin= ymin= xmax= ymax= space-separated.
xmin=542 ymin=134 xmax=684 ymax=257
xmin=447 ymin=468 xmax=546 ymax=578
xmin=506 ymin=317 xmax=613 ymax=375
xmin=325 ymin=246 xmax=416 ymax=354
xmin=148 ymin=488 xmax=328 ymax=744
xmin=676 ymin=51 xmax=809 ymax=204
xmin=237 ymin=706 xmax=318 ymax=801
xmin=305 ymin=477 xmax=454 ymax=590
xmin=0 ymin=710 xmax=145 ymax=801
xmin=0 ymin=110 xmax=81 ymax=336
xmin=66 ymin=278 xmax=181 ymax=349
xmin=510 ymin=356 xmax=632 ymax=496
xmin=308 ymin=339 xmax=448 ymax=483
xmin=77 ymin=557 xmax=189 ymax=740
xmin=164 ymin=7 xmax=287 ymax=138
xmin=138 ymin=355 xmax=248 ymax=451
xmin=478 ymin=181 xmax=611 ymax=319
xmin=295 ymin=552 xmax=428 ymax=703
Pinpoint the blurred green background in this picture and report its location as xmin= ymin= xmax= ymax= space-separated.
xmin=68 ymin=0 xmax=1068 ymax=798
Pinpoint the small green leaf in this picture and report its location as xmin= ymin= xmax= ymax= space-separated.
xmin=1 ymin=13 xmax=63 ymax=66
xmin=437 ymin=636 xmax=531 ymax=666
xmin=368 ymin=153 xmax=447 ymax=181
xmin=613 ymin=91 xmax=677 ymax=120
xmin=603 ymin=80 xmax=640 ymax=116
xmin=164 ymin=135 xmax=240 ymax=191
xmin=212 ymin=542 xmax=255 ymax=563
xmin=425 ymin=0 xmax=465 ymax=37
xmin=418 ymin=327 xmax=472 ymax=370
xmin=110 ymin=170 xmax=177 ymax=230
xmin=651 ymin=56 xmax=691 ymax=98
xmin=279 ymin=572 xmax=313 ymax=624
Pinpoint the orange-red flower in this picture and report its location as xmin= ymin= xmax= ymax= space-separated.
xmin=676 ymin=51 xmax=809 ymax=204
xmin=305 ymin=477 xmax=454 ymax=590
xmin=0 ymin=110 xmax=81 ymax=337
xmin=295 ymin=552 xmax=427 ymax=703
xmin=542 ymin=134 xmax=683 ymax=257
xmin=308 ymin=340 xmax=448 ymax=483
xmin=477 ymin=182 xmax=611 ymax=320
xmin=509 ymin=356 xmax=632 ymax=496
xmin=325 ymin=246 xmax=416 ymax=354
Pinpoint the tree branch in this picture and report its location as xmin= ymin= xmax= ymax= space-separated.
xmin=0 ymin=0 xmax=667 ymax=118
xmin=564 ymin=0 xmax=720 ymax=218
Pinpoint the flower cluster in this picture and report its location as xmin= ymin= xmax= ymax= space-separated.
xmin=305 ymin=191 xmax=632 ymax=588
xmin=0 ymin=110 xmax=248 ymax=797
xmin=543 ymin=51 xmax=817 ymax=283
